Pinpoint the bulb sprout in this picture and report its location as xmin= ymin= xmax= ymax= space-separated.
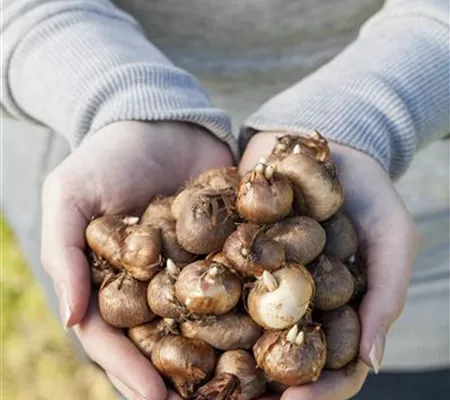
xmin=164 ymin=318 xmax=177 ymax=328
xmin=166 ymin=259 xmax=179 ymax=278
xmin=276 ymin=143 xmax=287 ymax=151
xmin=122 ymin=216 xmax=139 ymax=225
xmin=262 ymin=270 xmax=278 ymax=292
xmin=254 ymin=163 xmax=265 ymax=174
xmin=286 ymin=325 xmax=299 ymax=343
xmin=295 ymin=331 xmax=305 ymax=346
xmin=265 ymin=165 xmax=275 ymax=180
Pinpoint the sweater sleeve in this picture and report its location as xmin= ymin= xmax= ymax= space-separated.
xmin=1 ymin=0 xmax=237 ymax=158
xmin=241 ymin=0 xmax=449 ymax=179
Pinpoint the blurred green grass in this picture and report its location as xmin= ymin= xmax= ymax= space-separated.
xmin=1 ymin=214 xmax=116 ymax=400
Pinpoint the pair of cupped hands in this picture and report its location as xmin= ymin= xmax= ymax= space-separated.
xmin=41 ymin=121 xmax=418 ymax=400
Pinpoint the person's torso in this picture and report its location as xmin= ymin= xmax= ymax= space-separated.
xmin=112 ymin=0 xmax=384 ymax=126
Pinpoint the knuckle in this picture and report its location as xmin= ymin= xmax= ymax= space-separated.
xmin=390 ymin=294 xmax=406 ymax=322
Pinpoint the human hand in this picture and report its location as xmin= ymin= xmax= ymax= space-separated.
xmin=241 ymin=132 xmax=419 ymax=400
xmin=41 ymin=121 xmax=233 ymax=400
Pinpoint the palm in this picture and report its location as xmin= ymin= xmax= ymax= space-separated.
xmin=41 ymin=121 xmax=233 ymax=400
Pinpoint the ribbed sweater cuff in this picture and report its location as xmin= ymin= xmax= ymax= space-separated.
xmin=76 ymin=63 xmax=237 ymax=159
xmin=3 ymin=0 xmax=237 ymax=159
xmin=241 ymin=5 xmax=449 ymax=179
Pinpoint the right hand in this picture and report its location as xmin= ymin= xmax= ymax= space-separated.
xmin=241 ymin=132 xmax=419 ymax=400
xmin=41 ymin=121 xmax=234 ymax=400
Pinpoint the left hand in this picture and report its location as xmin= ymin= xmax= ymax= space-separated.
xmin=40 ymin=121 xmax=233 ymax=400
xmin=241 ymin=131 xmax=419 ymax=400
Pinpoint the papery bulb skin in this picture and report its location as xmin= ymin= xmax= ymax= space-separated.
xmin=308 ymin=255 xmax=354 ymax=311
xmin=237 ymin=162 xmax=293 ymax=224
xmin=223 ymin=223 xmax=285 ymax=278
xmin=322 ymin=212 xmax=358 ymax=261
xmin=192 ymin=373 xmax=242 ymax=400
xmin=172 ymin=167 xmax=239 ymax=220
xmin=147 ymin=260 xmax=186 ymax=321
xmin=180 ymin=312 xmax=262 ymax=351
xmin=128 ymin=318 xmax=178 ymax=358
xmin=274 ymin=132 xmax=344 ymax=221
xmin=99 ymin=274 xmax=155 ymax=328
xmin=86 ymin=215 xmax=133 ymax=269
xmin=176 ymin=189 xmax=237 ymax=254
xmin=317 ymin=306 xmax=361 ymax=370
xmin=141 ymin=196 xmax=175 ymax=223
xmin=120 ymin=224 xmax=162 ymax=281
xmin=215 ymin=350 xmax=266 ymax=400
xmin=266 ymin=216 xmax=326 ymax=265
xmin=151 ymin=335 xmax=217 ymax=398
xmin=150 ymin=217 xmax=195 ymax=265
xmin=175 ymin=260 xmax=242 ymax=315
xmin=253 ymin=323 xmax=326 ymax=386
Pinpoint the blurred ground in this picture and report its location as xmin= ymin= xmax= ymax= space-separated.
xmin=1 ymin=214 xmax=116 ymax=400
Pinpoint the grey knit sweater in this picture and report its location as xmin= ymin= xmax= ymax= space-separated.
xmin=2 ymin=0 xmax=449 ymax=177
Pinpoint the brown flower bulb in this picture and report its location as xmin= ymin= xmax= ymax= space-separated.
xmin=176 ymin=189 xmax=237 ymax=254
xmin=180 ymin=313 xmax=262 ymax=351
xmin=175 ymin=260 xmax=242 ymax=315
xmin=246 ymin=265 xmax=314 ymax=330
xmin=308 ymin=255 xmax=354 ymax=311
xmin=275 ymin=132 xmax=343 ymax=221
xmin=318 ymin=305 xmax=361 ymax=370
xmin=266 ymin=216 xmax=326 ymax=265
xmin=99 ymin=273 xmax=155 ymax=328
xmin=237 ymin=161 xmax=293 ymax=224
xmin=223 ymin=223 xmax=285 ymax=278
xmin=215 ymin=350 xmax=266 ymax=400
xmin=151 ymin=335 xmax=217 ymax=398
xmin=253 ymin=323 xmax=327 ymax=386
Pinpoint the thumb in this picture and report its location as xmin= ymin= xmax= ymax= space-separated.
xmin=357 ymin=209 xmax=419 ymax=373
xmin=239 ymin=133 xmax=277 ymax=173
xmin=41 ymin=173 xmax=92 ymax=328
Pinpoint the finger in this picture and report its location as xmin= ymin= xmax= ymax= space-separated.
xmin=41 ymin=174 xmax=92 ymax=328
xmin=109 ymin=375 xmax=183 ymax=400
xmin=329 ymin=145 xmax=419 ymax=374
xmin=358 ymin=206 xmax=418 ymax=373
xmin=74 ymin=299 xmax=167 ymax=400
xmin=282 ymin=361 xmax=369 ymax=400
xmin=108 ymin=373 xmax=147 ymax=400
xmin=239 ymin=133 xmax=277 ymax=173
xmin=166 ymin=391 xmax=185 ymax=400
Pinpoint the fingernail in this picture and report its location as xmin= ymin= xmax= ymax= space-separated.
xmin=58 ymin=283 xmax=72 ymax=331
xmin=369 ymin=334 xmax=385 ymax=374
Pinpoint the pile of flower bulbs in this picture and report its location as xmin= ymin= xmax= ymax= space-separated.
xmin=86 ymin=132 xmax=367 ymax=399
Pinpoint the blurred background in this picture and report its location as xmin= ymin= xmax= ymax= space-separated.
xmin=1 ymin=214 xmax=116 ymax=400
